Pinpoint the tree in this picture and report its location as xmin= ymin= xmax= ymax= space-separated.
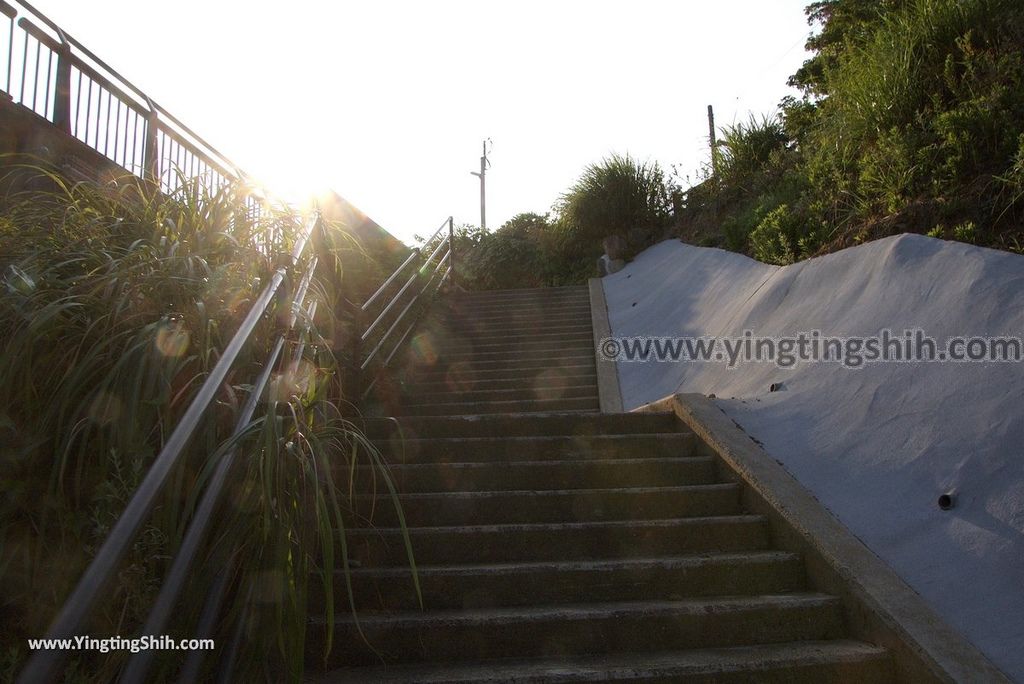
xmin=788 ymin=0 xmax=910 ymax=97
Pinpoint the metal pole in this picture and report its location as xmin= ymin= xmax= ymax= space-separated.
xmin=143 ymin=97 xmax=160 ymax=186
xmin=348 ymin=305 xmax=364 ymax=403
xmin=52 ymin=29 xmax=71 ymax=134
xmin=707 ymin=105 xmax=717 ymax=177
xmin=447 ymin=216 xmax=456 ymax=288
xmin=479 ymin=141 xmax=486 ymax=229
xmin=470 ymin=139 xmax=489 ymax=229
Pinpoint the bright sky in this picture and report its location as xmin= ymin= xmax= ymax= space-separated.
xmin=37 ymin=0 xmax=813 ymax=244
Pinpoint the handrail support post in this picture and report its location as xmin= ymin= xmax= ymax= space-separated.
xmin=347 ymin=306 xmax=364 ymax=403
xmin=52 ymin=28 xmax=71 ymax=134
xmin=447 ymin=216 xmax=456 ymax=289
xmin=142 ymin=96 xmax=160 ymax=184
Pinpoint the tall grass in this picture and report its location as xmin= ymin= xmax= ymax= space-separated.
xmin=807 ymin=0 xmax=1024 ymax=227
xmin=671 ymin=0 xmax=1024 ymax=262
xmin=557 ymin=153 xmax=673 ymax=247
xmin=716 ymin=115 xmax=790 ymax=195
xmin=0 ymin=163 xmax=415 ymax=681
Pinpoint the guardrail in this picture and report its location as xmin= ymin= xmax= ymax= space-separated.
xmin=356 ymin=216 xmax=455 ymax=399
xmin=17 ymin=213 xmax=323 ymax=683
xmin=5 ymin=4 xmax=458 ymax=677
xmin=0 ymin=0 xmax=255 ymax=212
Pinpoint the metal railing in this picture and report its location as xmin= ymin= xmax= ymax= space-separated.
xmin=356 ymin=216 xmax=455 ymax=399
xmin=16 ymin=210 xmax=456 ymax=680
xmin=4 ymin=3 xmax=459 ymax=678
xmin=0 ymin=0 xmax=255 ymax=208
xmin=17 ymin=213 xmax=323 ymax=683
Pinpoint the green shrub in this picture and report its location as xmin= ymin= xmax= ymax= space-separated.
xmin=805 ymin=0 xmax=1024 ymax=227
xmin=458 ymin=213 xmax=557 ymax=290
xmin=857 ymin=125 xmax=926 ymax=214
xmin=675 ymin=0 xmax=1024 ymax=260
xmin=953 ymin=220 xmax=978 ymax=243
xmin=557 ymin=153 xmax=673 ymax=247
xmin=717 ymin=115 xmax=790 ymax=196
xmin=750 ymin=204 xmax=802 ymax=264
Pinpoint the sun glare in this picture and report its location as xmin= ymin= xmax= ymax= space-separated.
xmin=249 ymin=152 xmax=336 ymax=208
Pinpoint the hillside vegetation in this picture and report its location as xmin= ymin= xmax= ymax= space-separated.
xmin=455 ymin=0 xmax=1024 ymax=288
xmin=0 ymin=168 xmax=408 ymax=681
xmin=685 ymin=0 xmax=1024 ymax=263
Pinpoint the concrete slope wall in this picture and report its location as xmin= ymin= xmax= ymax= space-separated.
xmin=604 ymin=235 xmax=1024 ymax=680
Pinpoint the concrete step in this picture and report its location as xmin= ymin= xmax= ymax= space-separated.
xmin=449 ymin=297 xmax=592 ymax=309
xmin=399 ymin=396 xmax=600 ymax=416
xmin=440 ymin=346 xmax=595 ymax=364
xmin=316 ymin=640 xmax=894 ymax=683
xmin=413 ymin=352 xmax=595 ymax=373
xmin=454 ymin=284 xmax=589 ymax=294
xmin=449 ymin=295 xmax=591 ymax=310
xmin=449 ymin=303 xmax=592 ymax=317
xmin=370 ymin=433 xmax=698 ymax=464
xmin=452 ymin=286 xmax=589 ymax=301
xmin=439 ymin=332 xmax=596 ymax=353
xmin=446 ymin=301 xmax=593 ymax=317
xmin=310 ymin=594 xmax=846 ymax=667
xmin=407 ymin=362 xmax=597 ymax=385
xmin=438 ymin=306 xmax=592 ymax=324
xmin=352 ymin=456 xmax=717 ymax=492
xmin=435 ymin=321 xmax=595 ymax=342
xmin=359 ymin=412 xmax=685 ymax=440
xmin=450 ymin=290 xmax=590 ymax=304
xmin=318 ymin=551 xmax=805 ymax=611
xmin=402 ymin=384 xmax=599 ymax=404
xmin=402 ymin=376 xmax=598 ymax=395
xmin=401 ymin=378 xmax=600 ymax=398
xmin=432 ymin=323 xmax=595 ymax=344
xmin=443 ymin=296 xmax=592 ymax=312
xmin=347 ymin=515 xmax=770 ymax=566
xmin=356 ymin=483 xmax=741 ymax=526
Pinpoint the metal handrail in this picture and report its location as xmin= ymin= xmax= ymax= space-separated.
xmin=361 ymin=269 xmax=420 ymax=343
xmin=356 ymin=217 xmax=455 ymax=398
xmin=14 ymin=0 xmax=238 ymax=169
xmin=361 ymin=252 xmax=449 ymax=372
xmin=1 ymin=0 xmax=251 ymax=195
xmin=379 ymin=262 xmax=451 ymax=371
xmin=3 ymin=5 xmax=462 ymax=675
xmin=422 ymin=229 xmax=450 ymax=266
xmin=120 ymin=257 xmax=320 ymax=683
xmin=360 ymin=216 xmax=451 ymax=314
xmin=17 ymin=213 xmax=321 ymax=684
xmin=361 ymin=248 xmax=421 ymax=313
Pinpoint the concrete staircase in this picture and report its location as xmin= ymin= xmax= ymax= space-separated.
xmin=312 ymin=288 xmax=894 ymax=682
xmin=392 ymin=287 xmax=600 ymax=416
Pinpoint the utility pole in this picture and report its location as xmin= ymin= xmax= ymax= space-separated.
xmin=470 ymin=139 xmax=491 ymax=229
xmin=707 ymin=105 xmax=718 ymax=178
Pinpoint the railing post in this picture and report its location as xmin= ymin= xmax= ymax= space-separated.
xmin=51 ymin=30 xmax=72 ymax=134
xmin=447 ymin=216 xmax=456 ymax=288
xmin=142 ymin=96 xmax=160 ymax=185
xmin=347 ymin=305 xmax=364 ymax=404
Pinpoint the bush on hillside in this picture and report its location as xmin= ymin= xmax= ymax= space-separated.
xmin=455 ymin=213 xmax=564 ymax=290
xmin=557 ymin=153 xmax=674 ymax=254
xmin=449 ymin=155 xmax=676 ymax=288
xmin=676 ymin=0 xmax=1024 ymax=261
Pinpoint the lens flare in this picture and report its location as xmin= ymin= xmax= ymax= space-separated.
xmin=410 ymin=332 xmax=439 ymax=366
xmin=155 ymin=318 xmax=190 ymax=357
